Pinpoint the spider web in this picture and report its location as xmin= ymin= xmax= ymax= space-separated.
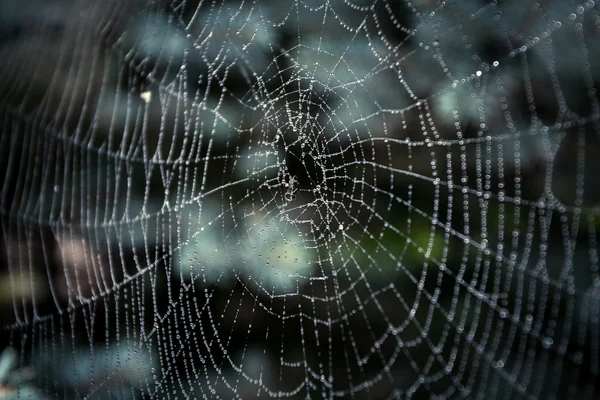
xmin=1 ymin=0 xmax=600 ymax=398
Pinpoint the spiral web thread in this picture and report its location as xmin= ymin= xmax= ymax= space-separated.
xmin=1 ymin=0 xmax=600 ymax=398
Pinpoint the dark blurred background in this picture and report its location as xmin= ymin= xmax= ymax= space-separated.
xmin=0 ymin=0 xmax=600 ymax=398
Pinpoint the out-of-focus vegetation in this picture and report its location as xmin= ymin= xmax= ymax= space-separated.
xmin=0 ymin=0 xmax=600 ymax=398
